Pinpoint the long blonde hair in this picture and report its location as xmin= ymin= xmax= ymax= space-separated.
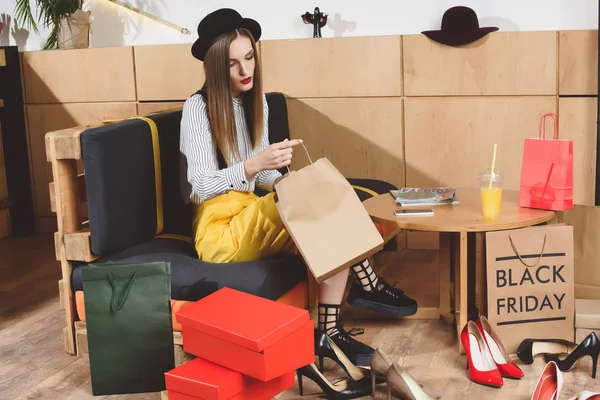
xmin=202 ymin=28 xmax=264 ymax=165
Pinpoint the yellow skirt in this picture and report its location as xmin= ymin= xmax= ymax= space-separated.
xmin=192 ymin=191 xmax=291 ymax=263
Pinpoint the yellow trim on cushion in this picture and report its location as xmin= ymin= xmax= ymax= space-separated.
xmin=154 ymin=234 xmax=192 ymax=243
xmin=352 ymin=185 xmax=378 ymax=198
xmin=133 ymin=116 xmax=163 ymax=235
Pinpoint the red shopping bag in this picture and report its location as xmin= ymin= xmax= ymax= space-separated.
xmin=519 ymin=113 xmax=573 ymax=211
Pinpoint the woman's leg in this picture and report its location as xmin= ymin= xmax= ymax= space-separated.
xmin=193 ymin=191 xmax=289 ymax=263
xmin=317 ymin=269 xmax=348 ymax=334
xmin=316 ymin=268 xmax=375 ymax=366
xmin=347 ymin=258 xmax=418 ymax=317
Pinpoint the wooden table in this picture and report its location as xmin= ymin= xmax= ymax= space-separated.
xmin=363 ymin=188 xmax=556 ymax=353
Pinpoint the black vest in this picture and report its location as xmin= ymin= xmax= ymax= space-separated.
xmin=194 ymin=89 xmax=227 ymax=170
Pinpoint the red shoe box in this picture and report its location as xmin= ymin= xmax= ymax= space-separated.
xmin=165 ymin=357 xmax=295 ymax=400
xmin=176 ymin=287 xmax=314 ymax=381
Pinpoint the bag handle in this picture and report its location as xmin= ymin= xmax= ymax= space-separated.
xmin=107 ymin=269 xmax=139 ymax=311
xmin=286 ymin=140 xmax=313 ymax=174
xmin=508 ymin=234 xmax=547 ymax=268
xmin=539 ymin=113 xmax=558 ymax=140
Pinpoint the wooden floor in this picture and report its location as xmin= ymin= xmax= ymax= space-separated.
xmin=1 ymin=234 xmax=599 ymax=399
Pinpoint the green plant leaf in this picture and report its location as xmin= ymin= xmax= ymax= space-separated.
xmin=14 ymin=0 xmax=39 ymax=33
xmin=43 ymin=23 xmax=58 ymax=50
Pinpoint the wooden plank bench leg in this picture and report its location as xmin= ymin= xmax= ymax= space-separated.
xmin=50 ymin=151 xmax=80 ymax=355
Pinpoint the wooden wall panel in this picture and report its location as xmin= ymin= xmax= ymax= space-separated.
xmin=564 ymin=206 xmax=600 ymax=299
xmin=559 ymin=30 xmax=598 ymax=95
xmin=0 ymin=125 xmax=6 ymax=201
xmin=287 ymin=98 xmax=404 ymax=189
xmin=407 ymin=232 xmax=439 ymax=250
xmin=404 ymin=96 xmax=556 ymax=249
xmin=558 ymin=98 xmax=597 ymax=205
xmin=38 ymin=216 xmax=57 ymax=233
xmin=138 ymin=102 xmax=184 ymax=116
xmin=22 ymin=47 xmax=136 ymax=104
xmin=27 ymin=102 xmax=137 ymax=231
xmin=261 ymin=36 xmax=402 ymax=98
xmin=134 ymin=44 xmax=204 ymax=101
xmin=0 ymin=126 xmax=8 ymax=238
xmin=403 ymin=32 xmax=557 ymax=96
xmin=0 ymin=210 xmax=9 ymax=238
xmin=405 ymin=96 xmax=557 ymax=189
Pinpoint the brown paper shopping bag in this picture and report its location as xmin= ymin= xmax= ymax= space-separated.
xmin=486 ymin=225 xmax=575 ymax=353
xmin=275 ymin=146 xmax=384 ymax=283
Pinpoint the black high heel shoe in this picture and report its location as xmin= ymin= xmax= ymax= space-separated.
xmin=543 ymin=332 xmax=600 ymax=378
xmin=313 ymin=318 xmax=375 ymax=367
xmin=314 ymin=331 xmax=386 ymax=384
xmin=517 ymin=338 xmax=578 ymax=364
xmin=296 ymin=363 xmax=372 ymax=399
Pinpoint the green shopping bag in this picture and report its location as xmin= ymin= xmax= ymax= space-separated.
xmin=82 ymin=261 xmax=175 ymax=395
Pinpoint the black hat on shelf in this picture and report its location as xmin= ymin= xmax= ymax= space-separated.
xmin=421 ymin=6 xmax=498 ymax=47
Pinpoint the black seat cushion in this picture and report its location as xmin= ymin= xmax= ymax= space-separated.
xmin=71 ymin=238 xmax=307 ymax=302
xmin=348 ymin=178 xmax=398 ymax=202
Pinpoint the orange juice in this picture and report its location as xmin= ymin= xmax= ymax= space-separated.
xmin=481 ymin=187 xmax=503 ymax=219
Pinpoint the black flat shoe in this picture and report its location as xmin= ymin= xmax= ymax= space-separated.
xmin=517 ymin=338 xmax=578 ymax=364
xmin=544 ymin=332 xmax=600 ymax=378
xmin=347 ymin=278 xmax=418 ymax=317
xmin=314 ymin=330 xmax=386 ymax=384
xmin=296 ymin=363 xmax=372 ymax=399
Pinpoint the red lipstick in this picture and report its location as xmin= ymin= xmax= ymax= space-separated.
xmin=241 ymin=77 xmax=252 ymax=84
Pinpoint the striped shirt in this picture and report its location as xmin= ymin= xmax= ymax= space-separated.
xmin=180 ymin=93 xmax=282 ymax=205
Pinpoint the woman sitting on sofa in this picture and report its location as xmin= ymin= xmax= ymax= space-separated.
xmin=179 ymin=8 xmax=417 ymax=368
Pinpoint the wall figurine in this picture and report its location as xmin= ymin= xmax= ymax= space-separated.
xmin=301 ymin=7 xmax=328 ymax=38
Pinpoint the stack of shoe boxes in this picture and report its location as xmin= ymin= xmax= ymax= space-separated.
xmin=164 ymin=287 xmax=314 ymax=399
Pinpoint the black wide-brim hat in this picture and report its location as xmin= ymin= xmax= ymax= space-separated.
xmin=192 ymin=8 xmax=262 ymax=61
xmin=422 ymin=6 xmax=498 ymax=47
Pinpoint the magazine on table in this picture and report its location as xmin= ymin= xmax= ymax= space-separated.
xmin=390 ymin=187 xmax=458 ymax=206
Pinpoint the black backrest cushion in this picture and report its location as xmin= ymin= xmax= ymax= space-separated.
xmin=152 ymin=111 xmax=193 ymax=237
xmin=82 ymin=110 xmax=191 ymax=255
xmin=82 ymin=119 xmax=156 ymax=254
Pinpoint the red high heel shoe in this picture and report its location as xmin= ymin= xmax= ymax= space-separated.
xmin=476 ymin=316 xmax=524 ymax=379
xmin=532 ymin=361 xmax=562 ymax=400
xmin=461 ymin=321 xmax=503 ymax=388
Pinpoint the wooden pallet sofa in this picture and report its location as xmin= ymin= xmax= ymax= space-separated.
xmin=47 ymin=92 xmax=400 ymax=356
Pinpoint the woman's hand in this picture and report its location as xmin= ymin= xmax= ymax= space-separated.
xmin=244 ymin=139 xmax=302 ymax=180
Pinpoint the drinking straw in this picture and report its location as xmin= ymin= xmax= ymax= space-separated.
xmin=489 ymin=144 xmax=497 ymax=189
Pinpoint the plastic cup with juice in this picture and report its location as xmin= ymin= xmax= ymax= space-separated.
xmin=479 ymin=169 xmax=503 ymax=219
